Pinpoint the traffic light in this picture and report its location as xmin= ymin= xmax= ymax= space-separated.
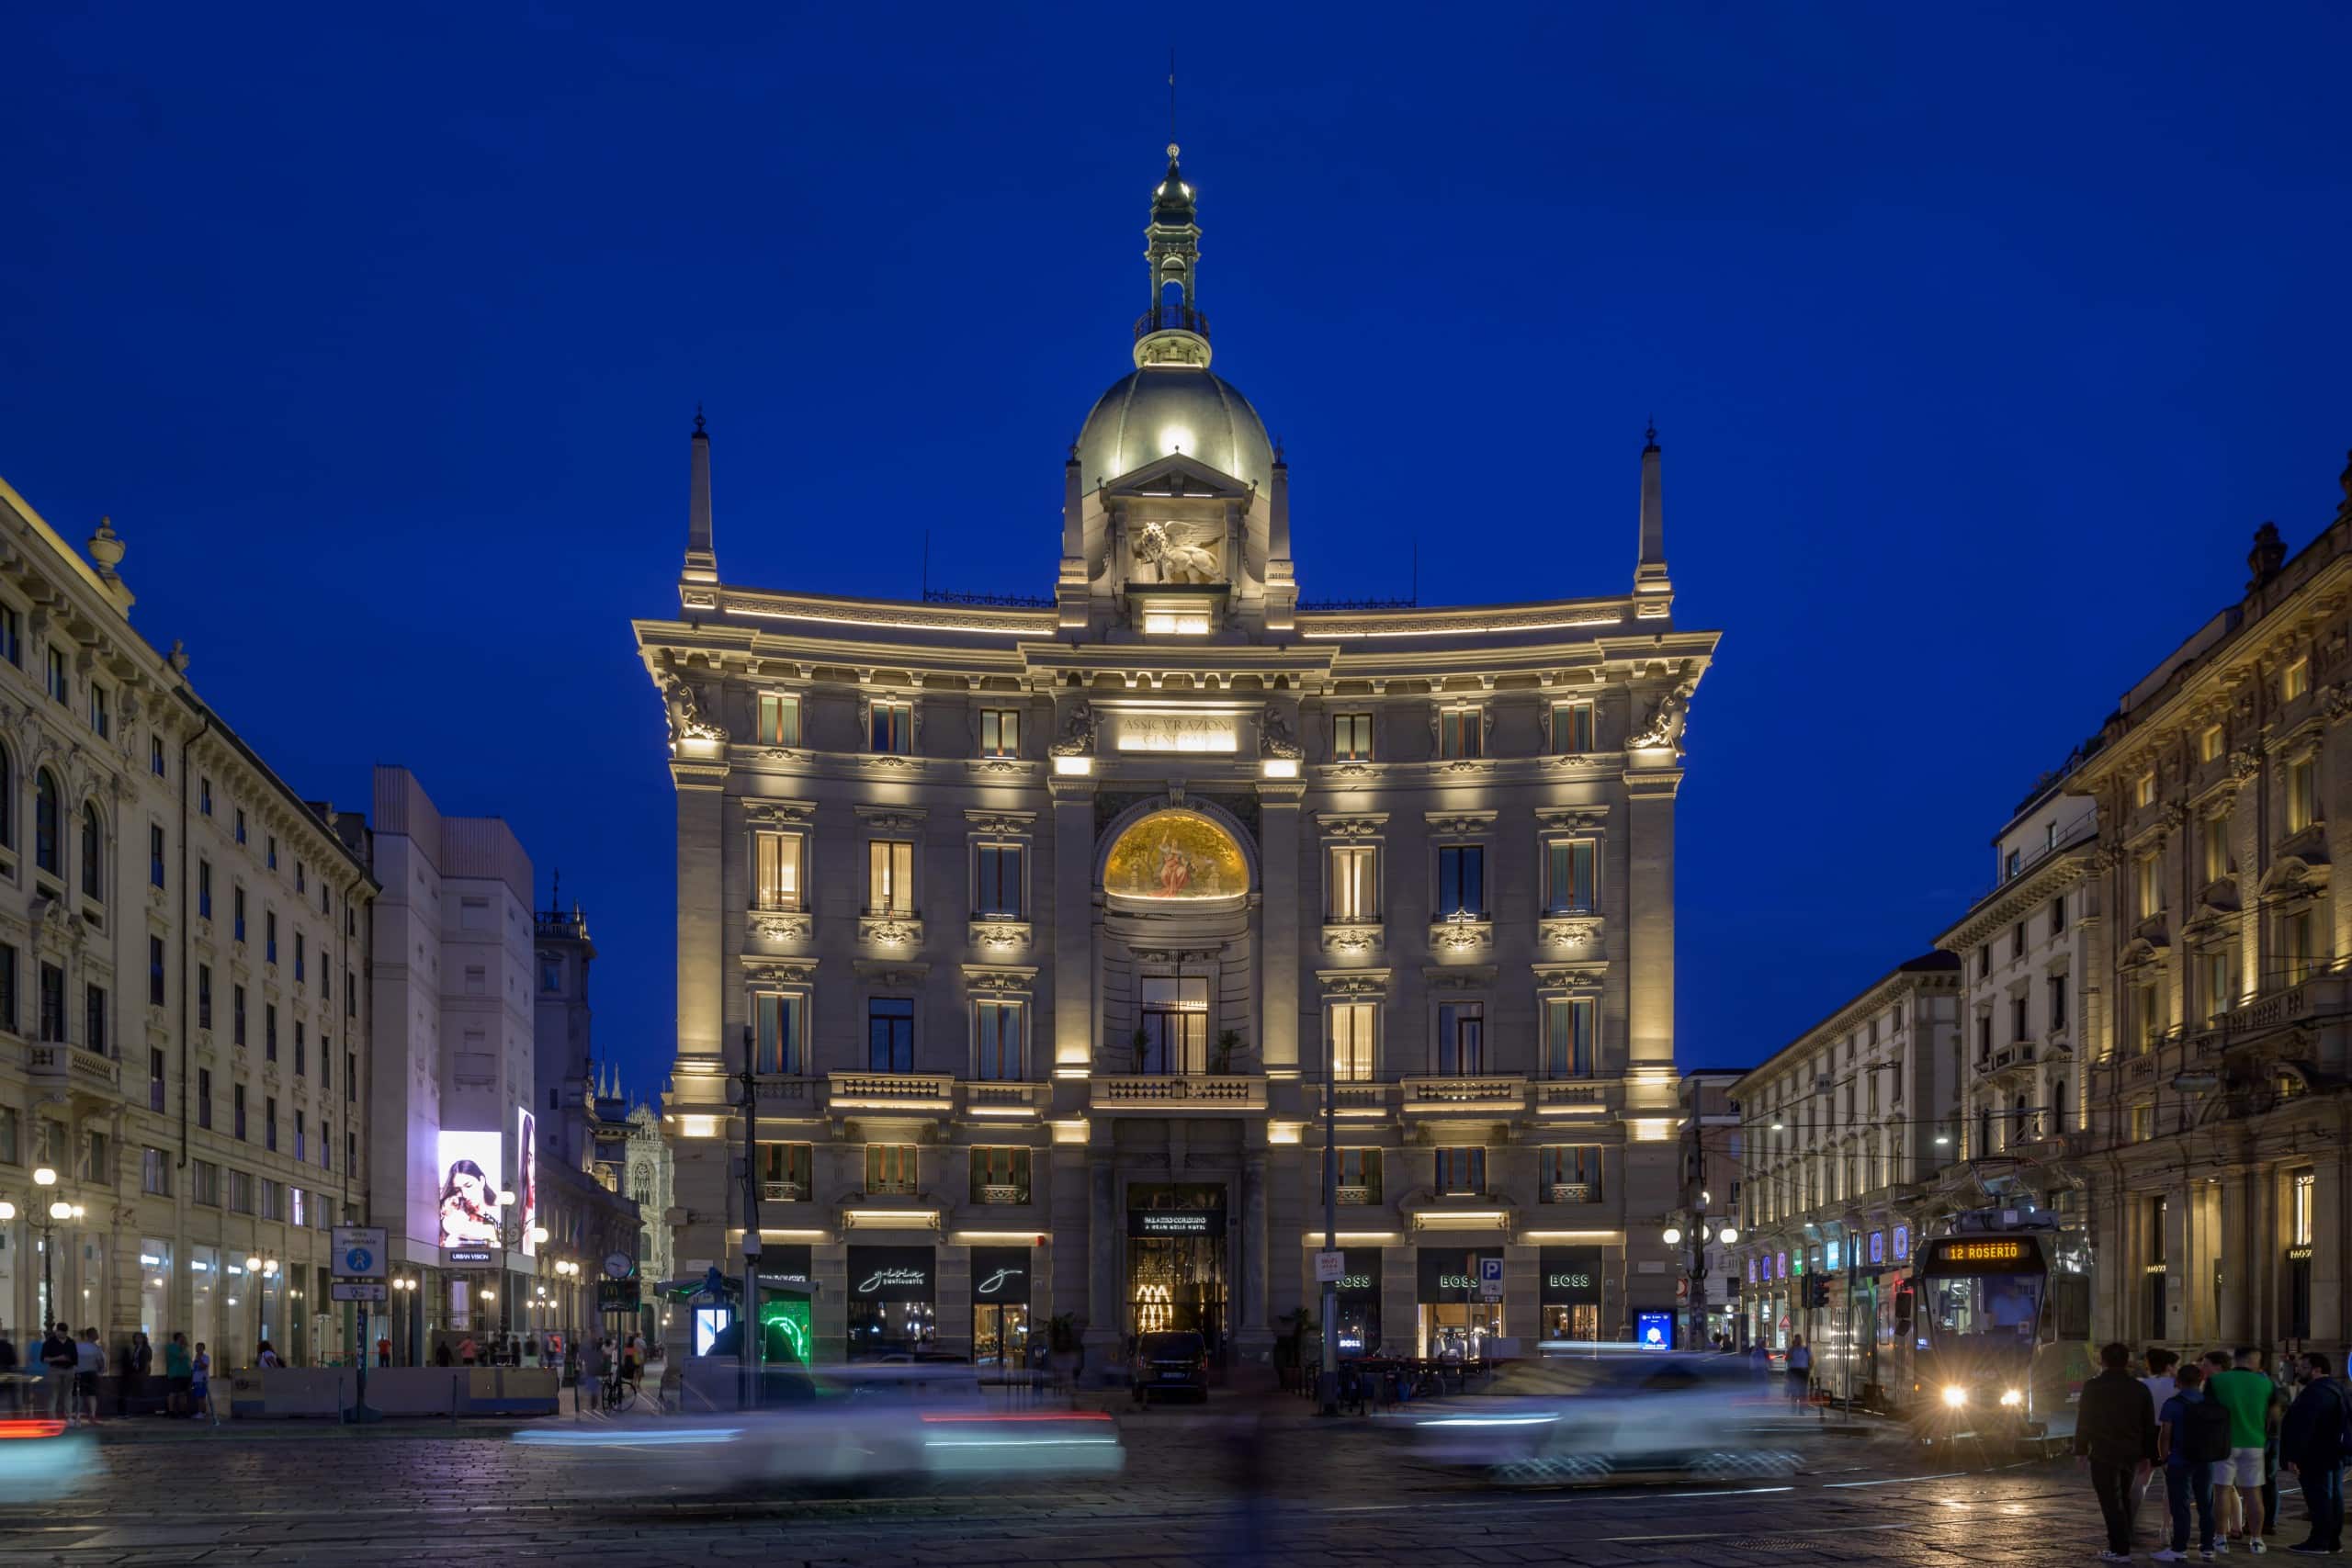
xmin=1803 ymin=1273 xmax=1830 ymax=1309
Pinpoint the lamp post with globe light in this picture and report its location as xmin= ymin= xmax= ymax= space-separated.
xmin=30 ymin=1165 xmax=61 ymax=1329
xmin=244 ymin=1255 xmax=277 ymax=1368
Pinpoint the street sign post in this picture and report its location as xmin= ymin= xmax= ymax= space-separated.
xmin=1313 ymin=1250 xmax=1346 ymax=1286
xmin=331 ymin=1282 xmax=389 ymax=1303
xmin=603 ymin=1252 xmax=634 ymax=1280
xmin=332 ymin=1226 xmax=388 ymax=1280
xmin=329 ymin=1225 xmax=390 ymax=1424
xmin=1478 ymin=1255 xmax=1505 ymax=1303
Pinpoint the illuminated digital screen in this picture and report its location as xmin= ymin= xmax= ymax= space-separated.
xmin=1921 ymin=1236 xmax=2041 ymax=1275
xmin=1940 ymin=1240 xmax=2027 ymax=1262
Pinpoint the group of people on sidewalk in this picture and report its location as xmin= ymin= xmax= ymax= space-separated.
xmin=0 ymin=1324 xmax=215 ymax=1424
xmin=2078 ymin=1340 xmax=2352 ymax=1562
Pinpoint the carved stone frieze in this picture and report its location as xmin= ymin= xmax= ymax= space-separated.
xmin=857 ymin=917 xmax=924 ymax=949
xmin=1534 ymin=807 xmax=1609 ymax=833
xmin=1532 ymin=963 xmax=1607 ymax=991
xmin=1424 ymin=810 xmax=1498 ymax=838
xmin=1316 ymin=814 xmax=1388 ymax=839
xmin=1538 ymin=917 xmax=1604 ymax=950
xmin=1429 ymin=919 xmax=1494 ymax=954
xmin=1316 ymin=968 xmax=1393 ymax=998
xmin=964 ymin=809 xmax=1036 ymax=837
xmin=748 ymin=911 xmax=812 ymax=942
xmin=962 ymin=964 xmax=1038 ymax=996
xmin=740 ymin=958 xmax=819 ymax=987
xmin=1321 ymin=923 xmax=1382 ymax=956
xmin=968 ymin=919 xmax=1033 ymax=953
xmin=742 ymin=799 xmax=818 ymax=828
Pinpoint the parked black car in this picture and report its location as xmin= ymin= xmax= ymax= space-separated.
xmin=1130 ymin=1331 xmax=1209 ymax=1403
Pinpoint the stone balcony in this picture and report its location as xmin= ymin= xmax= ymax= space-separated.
xmin=828 ymin=1072 xmax=957 ymax=1111
xmin=1091 ymin=1075 xmax=1269 ymax=1112
xmin=27 ymin=1042 xmax=121 ymax=1105
xmin=1400 ymin=1075 xmax=1528 ymax=1114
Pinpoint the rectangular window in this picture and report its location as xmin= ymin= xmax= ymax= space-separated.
xmin=2282 ymin=908 xmax=2321 ymax=986
xmin=77 ymin=1129 xmax=107 ymax=1184
xmin=1328 ymin=844 xmax=1376 ymax=920
xmin=2284 ymin=657 xmax=2312 ymax=703
xmin=85 ymin=984 xmax=107 ymax=1055
xmin=1331 ymin=712 xmax=1374 ymax=761
xmin=1438 ymin=707 xmax=1482 ymax=759
xmin=1436 ymin=845 xmax=1486 ymax=919
xmin=864 ymin=1143 xmax=918 ymax=1195
xmin=1538 ymin=1145 xmax=1604 ymax=1202
xmin=0 ymin=943 xmax=15 ymax=1034
xmin=148 ymin=823 xmax=165 ymax=888
xmin=755 ymin=693 xmax=801 ymax=747
xmin=1137 ymin=973 xmax=1209 ymax=1074
xmin=89 ymin=682 xmax=109 ymax=738
xmin=2199 ymin=949 xmax=2233 ymax=1022
xmin=0 ymin=1105 xmax=15 ymax=1164
xmin=320 ymin=1038 xmax=329 ymax=1093
xmin=294 ymin=931 xmax=305 ymax=983
xmin=973 ymin=843 xmax=1023 ymax=917
xmin=2294 ymin=1170 xmax=2316 ymax=1247
xmin=149 ymin=935 xmax=166 ymax=1007
xmin=2288 ymin=754 xmax=2320 ymax=834
xmin=978 ymin=708 xmax=1021 ymax=758
xmin=2051 ymin=893 xmax=2066 ymax=933
xmin=321 ymin=1119 xmax=330 ymax=1170
xmin=2132 ymin=1102 xmax=2154 ymax=1143
xmin=752 ymin=829 xmax=804 ymax=910
xmin=266 ymin=834 xmax=277 ymax=870
xmin=192 ymin=1159 xmax=220 ymax=1207
xmin=2134 ymin=772 xmax=2156 ymax=808
xmin=266 ymin=1004 xmax=277 ymax=1061
xmin=2048 ymin=972 xmax=2068 ymax=1032
xmin=149 ymin=1046 xmax=165 ymax=1111
xmin=1544 ymin=840 xmax=1597 ymax=915
xmin=757 ymin=1142 xmax=812 ymax=1199
xmin=266 ymin=1095 xmax=277 ymax=1151
xmin=1550 ymin=701 xmax=1595 ymax=754
xmin=867 ymin=840 xmax=914 ymax=914
xmin=2199 ymin=807 xmax=2228 ymax=885
xmin=1543 ymin=998 xmax=1595 ymax=1077
xmin=752 ymin=992 xmax=805 ymax=1074
xmin=198 ymin=1067 xmax=212 ymax=1130
xmin=294 ymin=1109 xmax=306 ymax=1162
xmin=969 ymin=1145 xmax=1032 ymax=1204
xmin=38 ymin=964 xmax=64 ymax=1043
xmin=234 ymin=807 xmax=246 ymax=844
xmin=45 ymin=647 xmax=68 ymax=705
xmin=295 ymin=860 xmax=305 ymax=894
xmin=199 ymin=777 xmax=212 ymax=816
xmin=150 ymin=735 xmax=166 ymax=777
xmin=233 ymin=886 xmax=246 ymax=943
xmin=294 ymin=1021 xmax=305 ymax=1077
xmin=974 ymin=1000 xmax=1023 ymax=1080
xmin=2135 ymin=852 xmax=2160 ymax=920
xmin=1328 ymin=1146 xmax=1383 ymax=1203
xmin=869 ymin=701 xmax=913 ymax=754
xmin=346 ymin=1052 xmax=356 ymax=1101
xmin=2199 ymin=724 xmax=2225 ymax=763
xmin=867 ymin=998 xmax=915 ymax=1073
xmin=233 ymin=985 xmax=247 ymax=1046
xmin=266 ymin=910 xmax=277 ymax=964
xmin=198 ymin=860 xmax=212 ymax=919
xmin=1434 ymin=1145 xmax=1487 ymax=1195
xmin=233 ymin=1083 xmax=247 ymax=1141
xmin=260 ymin=1179 xmax=282 ymax=1221
xmin=139 ymin=1146 xmax=169 ymax=1195
xmin=0 ymin=605 xmax=17 ymax=666
xmin=1329 ymin=1001 xmax=1375 ymax=1082
xmin=2010 ymin=993 xmax=2028 ymax=1042
xmin=1436 ymin=1000 xmax=1485 ymax=1074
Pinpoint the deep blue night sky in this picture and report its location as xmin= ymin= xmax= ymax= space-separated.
xmin=5 ymin=4 xmax=2349 ymax=1091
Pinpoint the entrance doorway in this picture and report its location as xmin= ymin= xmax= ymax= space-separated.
xmin=975 ymin=1303 xmax=1030 ymax=1367
xmin=1126 ymin=1183 xmax=1228 ymax=1357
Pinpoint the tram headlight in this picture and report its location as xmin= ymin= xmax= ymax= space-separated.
xmin=1941 ymin=1384 xmax=1967 ymax=1409
xmin=1999 ymin=1388 xmax=2023 ymax=1408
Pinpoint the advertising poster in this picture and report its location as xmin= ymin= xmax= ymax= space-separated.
xmin=516 ymin=1108 xmax=538 ymax=1258
xmin=435 ymin=1129 xmax=503 ymax=1251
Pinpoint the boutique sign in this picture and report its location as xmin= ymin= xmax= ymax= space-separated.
xmin=1540 ymin=1246 xmax=1601 ymax=1305
xmin=1128 ymin=1208 xmax=1227 ymax=1238
xmin=971 ymin=1246 xmax=1032 ymax=1305
xmin=847 ymin=1245 xmax=933 ymax=1303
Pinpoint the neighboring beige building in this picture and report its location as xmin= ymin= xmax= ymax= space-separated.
xmin=2065 ymin=468 xmax=2352 ymax=1357
xmin=0 ymin=477 xmax=377 ymax=1368
xmin=637 ymin=147 xmax=1720 ymax=1368
xmin=1733 ymin=951 xmax=1963 ymax=1392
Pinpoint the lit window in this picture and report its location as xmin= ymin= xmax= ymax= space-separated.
xmin=1328 ymin=844 xmax=1376 ymax=921
xmin=755 ymin=694 xmax=801 ymax=748
xmin=2201 ymin=807 xmax=2230 ymax=884
xmin=2134 ymin=772 xmax=2156 ymax=808
xmin=2288 ymin=754 xmax=2320 ymax=834
xmin=1438 ymin=707 xmax=1483 ymax=760
xmin=753 ymin=831 xmax=804 ymax=911
xmin=867 ymin=840 xmax=914 ymax=914
xmin=1543 ymin=998 xmax=1595 ymax=1077
xmin=869 ymin=701 xmax=913 ymax=754
xmin=752 ymin=991 xmax=805 ymax=1074
xmin=1550 ymin=701 xmax=1594 ymax=755
xmin=2134 ymin=852 xmax=2161 ymax=920
xmin=978 ymin=708 xmax=1021 ymax=759
xmin=1544 ymin=840 xmax=1597 ymax=915
xmin=974 ymin=1001 xmax=1023 ymax=1080
xmin=1434 ymin=1146 xmax=1487 ymax=1195
xmin=1331 ymin=713 xmax=1374 ymax=761
xmin=2199 ymin=725 xmax=2224 ymax=763
xmin=969 ymin=1145 xmax=1032 ymax=1203
xmin=1538 ymin=1145 xmax=1602 ymax=1202
xmin=1328 ymin=1002 xmax=1375 ymax=1082
xmin=2283 ymin=657 xmax=2312 ymax=703
xmin=865 ymin=1143 xmax=918 ymax=1195
xmin=2294 ymin=1170 xmax=2316 ymax=1247
xmin=1327 ymin=1147 xmax=1382 ymax=1203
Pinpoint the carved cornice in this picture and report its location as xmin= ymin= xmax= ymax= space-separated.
xmin=1127 ymin=945 xmax=1227 ymax=964
xmin=1537 ymin=917 xmax=1604 ymax=952
xmin=1424 ymin=810 xmax=1498 ymax=838
xmin=961 ymin=964 xmax=1038 ymax=996
xmin=747 ymin=910 xmax=812 ymax=942
xmin=963 ymin=808 xmax=1037 ymax=838
xmin=1316 ymin=967 xmax=1394 ymax=998
xmin=740 ymin=958 xmax=819 ymax=987
xmin=967 ymin=919 xmax=1033 ymax=953
xmin=1429 ymin=919 xmax=1494 ymax=955
xmin=1532 ymin=963 xmax=1607 ymax=991
xmin=857 ymin=916 xmax=924 ymax=949
xmin=1315 ymin=813 xmax=1390 ymax=839
xmin=1320 ymin=922 xmax=1383 ymax=956
xmin=1533 ymin=806 xmax=1610 ymax=833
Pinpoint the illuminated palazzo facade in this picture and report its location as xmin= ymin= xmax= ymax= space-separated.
xmin=638 ymin=152 xmax=1719 ymax=1366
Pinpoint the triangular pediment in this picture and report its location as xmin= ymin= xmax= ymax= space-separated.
xmin=1103 ymin=451 xmax=1255 ymax=501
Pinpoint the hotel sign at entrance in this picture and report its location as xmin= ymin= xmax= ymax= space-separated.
xmin=1129 ymin=1209 xmax=1227 ymax=1237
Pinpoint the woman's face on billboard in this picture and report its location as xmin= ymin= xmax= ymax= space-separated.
xmin=453 ymin=1166 xmax=486 ymax=1205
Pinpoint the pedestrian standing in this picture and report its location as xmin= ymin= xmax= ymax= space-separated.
xmin=0 ymin=1325 xmax=17 ymax=1414
xmin=256 ymin=1340 xmax=282 ymax=1370
xmin=2258 ymin=1349 xmax=2291 ymax=1541
xmin=2209 ymin=1348 xmax=2275 ymax=1550
xmin=74 ymin=1329 xmax=104 ymax=1423
xmin=2076 ymin=1340 xmax=2159 ymax=1563
xmin=1749 ymin=1338 xmax=1771 ymax=1387
xmin=1785 ymin=1334 xmax=1812 ymax=1411
xmin=41 ymin=1324 xmax=74 ymax=1419
xmin=2279 ymin=1351 xmax=2349 ymax=1555
xmin=164 ymin=1332 xmax=192 ymax=1416
xmin=2154 ymin=1361 xmax=2222 ymax=1562
xmin=190 ymin=1342 xmax=213 ymax=1426
xmin=522 ymin=1337 xmax=540 ymax=1369
xmin=2144 ymin=1349 xmax=2183 ymax=1540
xmin=458 ymin=1335 xmax=477 ymax=1367
xmin=376 ymin=1335 xmax=391 ymax=1369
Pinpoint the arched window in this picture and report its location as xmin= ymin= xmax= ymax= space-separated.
xmin=34 ymin=770 xmax=60 ymax=876
xmin=80 ymin=802 xmax=103 ymax=899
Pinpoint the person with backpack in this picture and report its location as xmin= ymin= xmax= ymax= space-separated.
xmin=2155 ymin=1361 xmax=2226 ymax=1561
xmin=2078 ymin=1341 xmax=2161 ymax=1562
xmin=2279 ymin=1351 xmax=2350 ymax=1555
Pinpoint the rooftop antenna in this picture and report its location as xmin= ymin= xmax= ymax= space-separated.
xmin=549 ymin=866 xmax=560 ymax=917
xmin=1412 ymin=539 xmax=1419 ymax=605
xmin=922 ymin=528 xmax=930 ymax=600
xmin=1169 ymin=47 xmax=1177 ymax=151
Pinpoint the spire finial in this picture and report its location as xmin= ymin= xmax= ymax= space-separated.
xmin=693 ymin=403 xmax=706 ymax=436
xmin=1168 ymin=45 xmax=1177 ymax=157
xmin=1644 ymin=416 xmax=1658 ymax=452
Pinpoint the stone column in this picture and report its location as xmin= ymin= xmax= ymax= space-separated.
xmin=2316 ymin=1150 xmax=2346 ymax=1351
xmin=1049 ymin=774 xmax=1097 ymax=1072
xmin=1238 ymin=1146 xmax=1270 ymax=1359
xmin=936 ymin=1246 xmax=973 ymax=1362
xmin=1086 ymin=1150 xmax=1120 ymax=1370
xmin=670 ymin=748 xmax=732 ymax=1271
xmin=1621 ymin=765 xmax=1682 ymax=1296
xmin=1256 ymin=780 xmax=1306 ymax=1073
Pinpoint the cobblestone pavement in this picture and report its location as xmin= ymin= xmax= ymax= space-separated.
xmin=0 ymin=1403 xmax=2322 ymax=1565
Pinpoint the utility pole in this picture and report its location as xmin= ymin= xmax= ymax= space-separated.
xmin=738 ymin=1032 xmax=763 ymax=1412
xmin=1317 ymin=1021 xmax=1339 ymax=1416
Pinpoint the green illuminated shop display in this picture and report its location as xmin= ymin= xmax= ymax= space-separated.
xmin=759 ymin=1296 xmax=811 ymax=1364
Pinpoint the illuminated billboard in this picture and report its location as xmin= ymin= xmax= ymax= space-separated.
xmin=516 ymin=1108 xmax=537 ymax=1258
xmin=435 ymin=1129 xmax=503 ymax=1252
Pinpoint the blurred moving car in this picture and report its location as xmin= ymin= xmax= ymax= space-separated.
xmin=1399 ymin=1350 xmax=1802 ymax=1485
xmin=0 ymin=1392 xmax=96 ymax=1505
xmin=1129 ymin=1331 xmax=1209 ymax=1404
xmin=515 ymin=1362 xmax=1122 ymax=1489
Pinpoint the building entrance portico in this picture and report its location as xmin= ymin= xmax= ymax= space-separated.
xmin=1126 ymin=1181 xmax=1230 ymax=1354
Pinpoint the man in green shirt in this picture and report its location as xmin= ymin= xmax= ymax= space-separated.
xmin=162 ymin=1331 xmax=193 ymax=1417
xmin=2206 ymin=1348 xmax=2274 ymax=1548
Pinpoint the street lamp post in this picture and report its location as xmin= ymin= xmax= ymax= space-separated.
xmin=30 ymin=1166 xmax=60 ymax=1329
xmin=245 ymin=1255 xmax=277 ymax=1366
xmin=391 ymin=1275 xmax=417 ymax=1364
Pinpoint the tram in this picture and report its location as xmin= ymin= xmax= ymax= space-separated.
xmin=1878 ymin=1208 xmax=2092 ymax=1445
